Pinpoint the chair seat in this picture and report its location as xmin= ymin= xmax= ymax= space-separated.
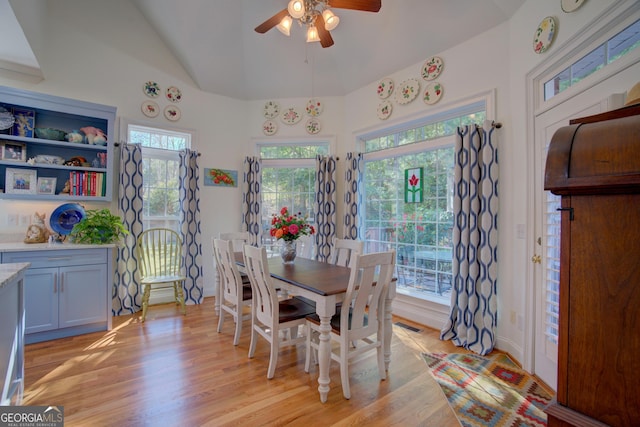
xmin=279 ymin=297 xmax=316 ymax=323
xmin=241 ymin=284 xmax=252 ymax=301
xmin=307 ymin=306 xmax=368 ymax=334
xmin=141 ymin=274 xmax=186 ymax=284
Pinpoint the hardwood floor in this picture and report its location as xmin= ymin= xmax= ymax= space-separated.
xmin=23 ymin=297 xmax=470 ymax=426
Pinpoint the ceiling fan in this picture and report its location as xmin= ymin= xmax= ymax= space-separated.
xmin=255 ymin=0 xmax=382 ymax=48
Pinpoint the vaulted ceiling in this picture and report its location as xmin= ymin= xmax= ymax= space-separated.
xmin=1 ymin=0 xmax=525 ymax=100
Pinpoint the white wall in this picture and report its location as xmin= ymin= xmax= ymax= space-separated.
xmin=0 ymin=0 xmax=248 ymax=296
xmin=0 ymin=0 xmax=632 ymax=365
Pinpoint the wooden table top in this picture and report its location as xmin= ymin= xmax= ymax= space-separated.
xmin=235 ymin=252 xmax=352 ymax=296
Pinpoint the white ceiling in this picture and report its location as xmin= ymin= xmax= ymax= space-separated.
xmin=2 ymin=0 xmax=526 ymax=100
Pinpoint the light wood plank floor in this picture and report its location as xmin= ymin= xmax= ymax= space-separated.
xmin=23 ymin=297 xmax=471 ymax=426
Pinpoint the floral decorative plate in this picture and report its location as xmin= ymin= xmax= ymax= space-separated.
xmin=141 ymin=101 xmax=160 ymax=118
xmin=561 ymin=0 xmax=585 ymax=13
xmin=377 ymin=100 xmax=393 ymax=120
xmin=280 ymin=107 xmax=302 ymax=125
xmin=305 ymin=99 xmax=323 ymax=117
xmin=533 ymin=16 xmax=557 ymax=54
xmin=395 ymin=78 xmax=420 ymax=105
xmin=164 ymin=105 xmax=181 ymax=121
xmin=166 ymin=86 xmax=182 ymax=103
xmin=423 ymin=82 xmax=444 ymax=105
xmin=143 ymin=81 xmax=160 ymax=98
xmin=263 ymin=101 xmax=280 ymax=119
xmin=377 ymin=77 xmax=394 ymax=99
xmin=306 ymin=118 xmax=321 ymax=134
xmin=0 ymin=107 xmax=15 ymax=130
xmin=421 ymin=56 xmax=444 ymax=81
xmin=263 ymin=120 xmax=278 ymax=136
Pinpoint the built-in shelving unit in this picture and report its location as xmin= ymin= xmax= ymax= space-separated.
xmin=0 ymin=86 xmax=116 ymax=201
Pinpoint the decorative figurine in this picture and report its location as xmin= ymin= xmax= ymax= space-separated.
xmin=24 ymin=212 xmax=50 ymax=244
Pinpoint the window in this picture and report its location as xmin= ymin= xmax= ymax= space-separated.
xmin=361 ymin=108 xmax=485 ymax=302
xmin=257 ymin=140 xmax=330 ymax=248
xmin=544 ymin=18 xmax=640 ymax=101
xmin=127 ymin=124 xmax=191 ymax=231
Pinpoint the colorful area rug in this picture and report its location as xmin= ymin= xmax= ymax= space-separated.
xmin=423 ymin=352 xmax=554 ymax=427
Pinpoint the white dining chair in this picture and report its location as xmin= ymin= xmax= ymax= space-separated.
xmin=304 ymin=250 xmax=395 ymax=399
xmin=296 ymin=234 xmax=316 ymax=259
xmin=329 ymin=238 xmax=364 ymax=268
xmin=213 ymin=238 xmax=252 ymax=345
xmin=243 ymin=244 xmax=316 ymax=379
xmin=217 ymin=231 xmax=251 ymax=285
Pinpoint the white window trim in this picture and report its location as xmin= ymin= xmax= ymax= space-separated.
xmin=532 ymin=1 xmax=640 ymax=116
xmin=119 ymin=117 xmax=196 ymax=148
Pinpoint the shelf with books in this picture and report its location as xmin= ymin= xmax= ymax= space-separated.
xmin=0 ymin=86 xmax=116 ymax=201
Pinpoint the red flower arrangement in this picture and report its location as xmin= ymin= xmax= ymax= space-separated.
xmin=270 ymin=207 xmax=315 ymax=242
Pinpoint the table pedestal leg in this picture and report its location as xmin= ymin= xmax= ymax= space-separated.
xmin=317 ymin=315 xmax=332 ymax=403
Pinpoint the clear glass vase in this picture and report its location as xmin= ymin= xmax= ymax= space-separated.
xmin=280 ymin=240 xmax=297 ymax=264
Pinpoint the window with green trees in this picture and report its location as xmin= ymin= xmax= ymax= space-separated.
xmin=362 ymin=109 xmax=484 ymax=301
xmin=128 ymin=124 xmax=190 ymax=231
xmin=258 ymin=141 xmax=329 ymax=247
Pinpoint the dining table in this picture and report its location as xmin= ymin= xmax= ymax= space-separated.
xmin=233 ymin=253 xmax=396 ymax=403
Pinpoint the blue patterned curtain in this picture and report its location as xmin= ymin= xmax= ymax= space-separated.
xmin=179 ymin=149 xmax=203 ymax=304
xmin=440 ymin=120 xmax=499 ymax=355
xmin=343 ymin=152 xmax=362 ymax=239
xmin=315 ymin=155 xmax=337 ymax=262
xmin=242 ymin=156 xmax=262 ymax=246
xmin=114 ymin=143 xmax=144 ymax=315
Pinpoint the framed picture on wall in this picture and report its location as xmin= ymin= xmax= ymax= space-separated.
xmin=5 ymin=168 xmax=37 ymax=194
xmin=0 ymin=141 xmax=27 ymax=162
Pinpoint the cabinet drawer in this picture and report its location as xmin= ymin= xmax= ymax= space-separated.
xmin=2 ymin=249 xmax=107 ymax=268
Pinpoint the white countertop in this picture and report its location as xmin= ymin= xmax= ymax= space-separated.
xmin=0 ymin=262 xmax=30 ymax=289
xmin=0 ymin=242 xmax=116 ymax=252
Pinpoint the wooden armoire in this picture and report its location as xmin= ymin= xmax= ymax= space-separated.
xmin=544 ymin=104 xmax=640 ymax=427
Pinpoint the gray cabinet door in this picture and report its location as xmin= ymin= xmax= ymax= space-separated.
xmin=58 ymin=264 xmax=108 ymax=329
xmin=23 ymin=267 xmax=58 ymax=334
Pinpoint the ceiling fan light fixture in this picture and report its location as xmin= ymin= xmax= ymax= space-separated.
xmin=288 ymin=0 xmax=305 ymax=19
xmin=306 ymin=25 xmax=320 ymax=43
xmin=322 ymin=9 xmax=340 ymax=31
xmin=277 ymin=15 xmax=293 ymax=36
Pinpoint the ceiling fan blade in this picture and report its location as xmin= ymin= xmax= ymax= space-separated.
xmin=255 ymin=8 xmax=289 ymax=33
xmin=316 ymin=15 xmax=335 ymax=48
xmin=329 ymin=0 xmax=381 ymax=12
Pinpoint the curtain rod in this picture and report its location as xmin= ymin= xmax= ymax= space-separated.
xmin=492 ymin=121 xmax=502 ymax=128
xmin=113 ymin=142 xmax=201 ymax=156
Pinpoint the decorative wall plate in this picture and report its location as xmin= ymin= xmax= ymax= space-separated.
xmin=280 ymin=107 xmax=302 ymax=125
xmin=377 ymin=77 xmax=394 ymax=99
xmin=143 ymin=81 xmax=160 ymax=98
xmin=263 ymin=120 xmax=278 ymax=136
xmin=141 ymin=101 xmax=160 ymax=118
xmin=305 ymin=99 xmax=323 ymax=117
xmin=306 ymin=118 xmax=321 ymax=134
xmin=377 ymin=100 xmax=392 ymax=120
xmin=166 ymin=86 xmax=182 ymax=103
xmin=561 ymin=0 xmax=585 ymax=13
xmin=423 ymin=82 xmax=444 ymax=105
xmin=533 ymin=16 xmax=557 ymax=54
xmin=421 ymin=56 xmax=444 ymax=81
xmin=263 ymin=101 xmax=280 ymax=119
xmin=164 ymin=105 xmax=181 ymax=121
xmin=395 ymin=78 xmax=420 ymax=105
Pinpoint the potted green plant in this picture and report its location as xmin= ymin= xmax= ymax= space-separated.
xmin=69 ymin=208 xmax=128 ymax=244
